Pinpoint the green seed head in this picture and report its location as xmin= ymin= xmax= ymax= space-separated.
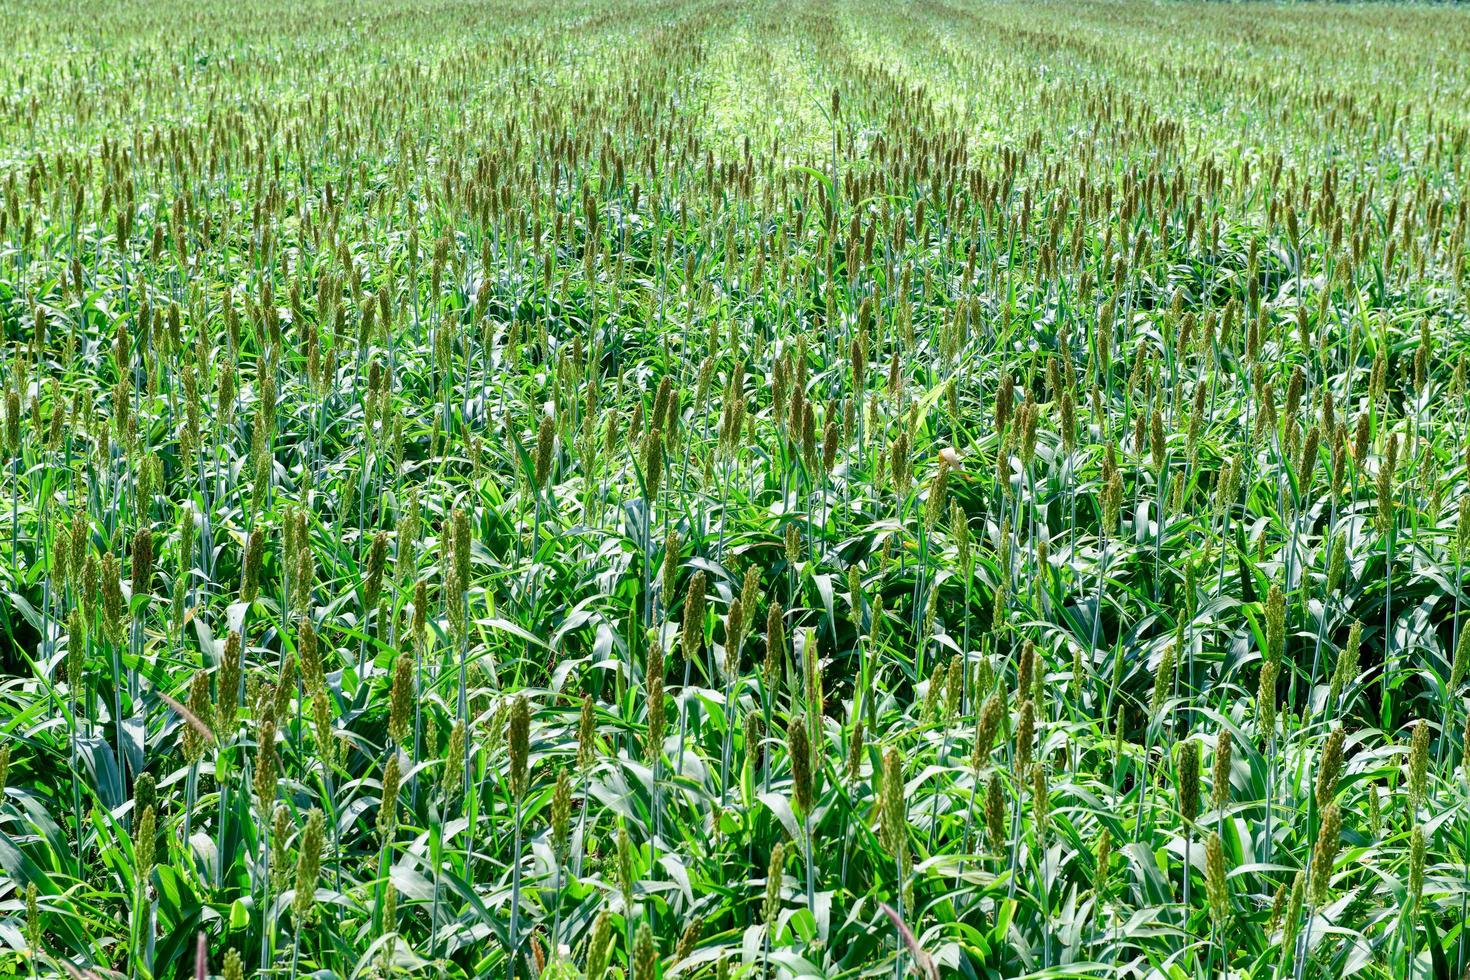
xmin=1283 ymin=870 xmax=1305 ymax=951
xmin=254 ymin=716 xmax=278 ymax=813
xmin=441 ymin=720 xmax=466 ymax=802
xmin=787 ymin=715 xmax=812 ymax=815
xmin=134 ymin=804 xmax=157 ymax=882
xmin=452 ymin=506 xmax=471 ymax=596
xmin=944 ymin=654 xmax=963 ymax=722
xmin=1408 ymin=825 xmax=1426 ymax=910
xmin=577 ymin=695 xmax=597 ymax=771
xmin=1375 ymin=433 xmax=1398 ymax=532
xmin=216 ymin=631 xmax=242 ymax=738
xmin=533 ymin=414 xmax=555 ymax=489
xmin=1094 ymin=826 xmax=1112 ymax=896
xmin=130 ymin=526 xmax=153 ymax=597
xmin=296 ymin=616 xmax=321 ymax=689
xmin=1016 ymin=641 xmax=1036 ymax=700
xmin=585 ymin=909 xmax=613 ymax=980
xmin=1030 ymin=764 xmax=1050 ymax=839
xmin=725 ymin=596 xmax=744 ymax=673
xmin=292 ymin=809 xmax=325 ymax=924
xmin=984 ymin=772 xmax=1006 ymax=849
xmin=1315 ymin=726 xmax=1345 ymax=810
xmin=1176 ymin=740 xmax=1200 ymax=823
xmin=1150 ymin=643 xmax=1176 ymax=715
xmin=292 ymin=547 xmax=315 ymax=615
xmin=1210 ymin=730 xmax=1233 ymax=810
xmin=660 ymin=531 xmax=680 ymax=610
xmin=1267 ymin=879 xmax=1288 ymax=935
xmin=24 ymin=880 xmax=40 ymax=953
xmin=680 ymin=570 xmax=706 ymax=662
xmin=1463 ymin=714 xmax=1470 ymax=772
xmin=550 ymin=768 xmax=572 ymax=862
xmin=1102 ymin=469 xmax=1123 ymax=538
xmin=4 ymin=388 xmax=20 ymax=455
xmin=65 ymin=606 xmax=87 ymax=685
xmin=376 ymin=869 xmax=398 ymax=967
xmin=880 ymin=747 xmax=906 ymax=855
xmin=1015 ymin=699 xmax=1036 ymax=773
xmin=182 ymin=670 xmax=214 ymax=764
xmin=739 ymin=566 xmax=761 ymax=625
xmin=972 ymin=692 xmax=1004 ymax=772
xmin=674 ymin=915 xmax=703 ymax=964
xmin=804 ymin=629 xmax=824 ymax=718
xmin=313 ymin=689 xmax=337 ymax=769
xmin=641 ymin=427 xmax=664 ymax=498
xmin=845 ymin=719 xmax=864 ymax=780
xmin=241 ymin=529 xmax=264 ymax=604
xmin=1329 ymin=621 xmax=1362 ymax=709
xmin=1204 ymin=831 xmax=1229 ymax=926
xmin=765 ymin=601 xmax=785 ymax=689
xmin=364 ymin=530 xmax=388 ymax=611
xmin=617 ymin=826 xmax=636 ymax=908
xmin=388 ymin=651 xmax=413 ymax=746
xmin=1257 ymin=660 xmax=1280 ymax=737
xmin=101 ymin=553 xmax=125 ymax=645
xmin=508 ymin=696 xmax=531 ymax=799
xmin=924 ymin=458 xmax=951 ymax=527
xmin=412 ymin=580 xmax=428 ymax=648
xmin=1408 ymin=719 xmax=1430 ymax=809
xmin=764 ymin=841 xmax=785 ymax=927
xmin=133 ymin=772 xmax=157 ymax=822
xmin=1451 ymin=626 xmax=1470 ymax=693
xmin=645 ymin=667 xmax=665 ymax=764
xmin=1310 ymin=803 xmax=1341 ymax=906
xmin=378 ymin=752 xmax=400 ymax=844
xmin=1265 ymin=583 xmax=1286 ymax=665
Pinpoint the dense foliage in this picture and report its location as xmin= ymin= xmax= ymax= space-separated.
xmin=3 ymin=0 xmax=1470 ymax=977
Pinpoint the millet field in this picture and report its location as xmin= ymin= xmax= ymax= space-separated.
xmin=2 ymin=0 xmax=1470 ymax=977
